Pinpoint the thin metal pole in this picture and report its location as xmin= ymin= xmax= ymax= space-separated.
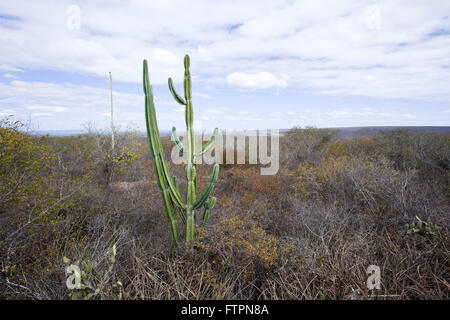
xmin=109 ymin=72 xmax=115 ymax=151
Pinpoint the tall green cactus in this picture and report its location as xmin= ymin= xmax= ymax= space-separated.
xmin=143 ymin=55 xmax=220 ymax=247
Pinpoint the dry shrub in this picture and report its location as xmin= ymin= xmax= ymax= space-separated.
xmin=197 ymin=215 xmax=297 ymax=282
xmin=220 ymin=167 xmax=282 ymax=198
xmin=292 ymin=155 xmax=419 ymax=218
xmin=0 ymin=118 xmax=55 ymax=209
xmin=215 ymin=167 xmax=289 ymax=233
xmin=124 ymin=248 xmax=241 ymax=300
xmin=281 ymin=127 xmax=339 ymax=169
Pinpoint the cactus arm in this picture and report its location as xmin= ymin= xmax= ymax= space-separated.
xmin=168 ymin=77 xmax=186 ymax=105
xmin=175 ymin=204 xmax=186 ymax=224
xmin=172 ymin=175 xmax=186 ymax=222
xmin=195 ymin=128 xmax=219 ymax=156
xmin=201 ymin=197 xmax=216 ymax=227
xmin=177 ymin=208 xmax=186 ymax=225
xmin=162 ymin=187 xmax=180 ymax=246
xmin=143 ymin=60 xmax=181 ymax=246
xmin=160 ymin=153 xmax=184 ymax=206
xmin=172 ymin=176 xmax=179 ymax=191
xmin=193 ymin=164 xmax=198 ymax=196
xmin=143 ymin=60 xmax=161 ymax=158
xmin=143 ymin=60 xmax=184 ymax=208
xmin=200 ymin=207 xmax=209 ymax=227
xmin=171 ymin=127 xmax=185 ymax=152
xmin=145 ymin=125 xmax=180 ymax=246
xmin=193 ymin=164 xmax=219 ymax=210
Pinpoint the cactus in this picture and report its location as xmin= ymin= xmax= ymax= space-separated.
xmin=143 ymin=55 xmax=220 ymax=247
xmin=405 ymin=216 xmax=441 ymax=239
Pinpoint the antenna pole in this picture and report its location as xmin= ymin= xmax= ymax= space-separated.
xmin=109 ymin=72 xmax=115 ymax=151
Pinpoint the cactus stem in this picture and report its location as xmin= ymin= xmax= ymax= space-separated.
xmin=172 ymin=127 xmax=185 ymax=152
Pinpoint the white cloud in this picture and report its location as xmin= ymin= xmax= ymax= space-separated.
xmin=0 ymin=64 xmax=23 ymax=72
xmin=193 ymin=92 xmax=211 ymax=99
xmin=0 ymin=80 xmax=142 ymax=130
xmin=26 ymin=105 xmax=68 ymax=112
xmin=204 ymin=107 xmax=231 ymax=114
xmin=325 ymin=109 xmax=415 ymax=119
xmin=197 ymin=46 xmax=213 ymax=62
xmin=30 ymin=112 xmax=53 ymax=117
xmin=3 ymin=73 xmax=19 ymax=79
xmin=0 ymin=1 xmax=449 ymax=98
xmin=157 ymin=100 xmax=177 ymax=106
xmin=226 ymin=72 xmax=287 ymax=89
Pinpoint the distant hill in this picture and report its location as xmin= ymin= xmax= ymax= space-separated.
xmin=33 ymin=130 xmax=172 ymax=137
xmin=331 ymin=126 xmax=450 ymax=138
xmin=34 ymin=126 xmax=450 ymax=137
xmin=34 ymin=130 xmax=87 ymax=136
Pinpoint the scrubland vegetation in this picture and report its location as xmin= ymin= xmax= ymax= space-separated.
xmin=0 ymin=117 xmax=448 ymax=299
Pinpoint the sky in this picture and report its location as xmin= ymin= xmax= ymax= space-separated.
xmin=0 ymin=0 xmax=449 ymax=132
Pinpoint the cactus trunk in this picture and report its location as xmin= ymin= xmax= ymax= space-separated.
xmin=184 ymin=55 xmax=196 ymax=246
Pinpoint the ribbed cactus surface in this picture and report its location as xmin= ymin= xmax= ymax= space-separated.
xmin=143 ymin=55 xmax=219 ymax=247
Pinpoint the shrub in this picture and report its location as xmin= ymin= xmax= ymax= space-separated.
xmin=0 ymin=117 xmax=55 ymax=208
xmin=198 ymin=215 xmax=297 ymax=281
xmin=281 ymin=127 xmax=339 ymax=169
xmin=292 ymin=155 xmax=413 ymax=218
